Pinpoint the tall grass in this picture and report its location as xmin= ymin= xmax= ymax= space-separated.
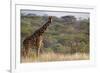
xmin=21 ymin=52 xmax=89 ymax=63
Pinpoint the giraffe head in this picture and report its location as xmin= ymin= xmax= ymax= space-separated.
xmin=48 ymin=16 xmax=52 ymax=23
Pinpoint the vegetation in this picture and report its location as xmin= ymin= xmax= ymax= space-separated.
xmin=21 ymin=13 xmax=89 ymax=62
xmin=21 ymin=52 xmax=89 ymax=63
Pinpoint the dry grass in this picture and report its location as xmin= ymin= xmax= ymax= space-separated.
xmin=21 ymin=52 xmax=89 ymax=63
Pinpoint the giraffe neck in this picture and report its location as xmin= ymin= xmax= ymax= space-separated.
xmin=32 ymin=21 xmax=51 ymax=37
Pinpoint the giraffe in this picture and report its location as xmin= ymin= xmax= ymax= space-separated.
xmin=22 ymin=16 xmax=52 ymax=57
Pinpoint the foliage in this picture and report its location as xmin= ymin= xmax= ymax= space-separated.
xmin=21 ymin=14 xmax=89 ymax=54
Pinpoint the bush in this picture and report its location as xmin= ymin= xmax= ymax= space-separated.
xmin=51 ymin=43 xmax=66 ymax=53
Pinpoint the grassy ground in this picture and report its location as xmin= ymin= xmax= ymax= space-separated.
xmin=21 ymin=52 xmax=89 ymax=63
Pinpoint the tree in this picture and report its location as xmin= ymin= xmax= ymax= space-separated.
xmin=61 ymin=15 xmax=77 ymax=24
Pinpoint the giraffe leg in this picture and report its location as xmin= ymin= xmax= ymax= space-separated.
xmin=23 ymin=44 xmax=30 ymax=58
xmin=40 ymin=42 xmax=43 ymax=54
xmin=40 ymin=48 xmax=43 ymax=54
xmin=21 ymin=47 xmax=26 ymax=58
xmin=36 ymin=36 xmax=43 ymax=57
xmin=35 ymin=48 xmax=41 ymax=62
xmin=36 ymin=48 xmax=40 ymax=57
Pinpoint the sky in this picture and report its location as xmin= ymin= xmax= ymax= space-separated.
xmin=21 ymin=9 xmax=89 ymax=20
